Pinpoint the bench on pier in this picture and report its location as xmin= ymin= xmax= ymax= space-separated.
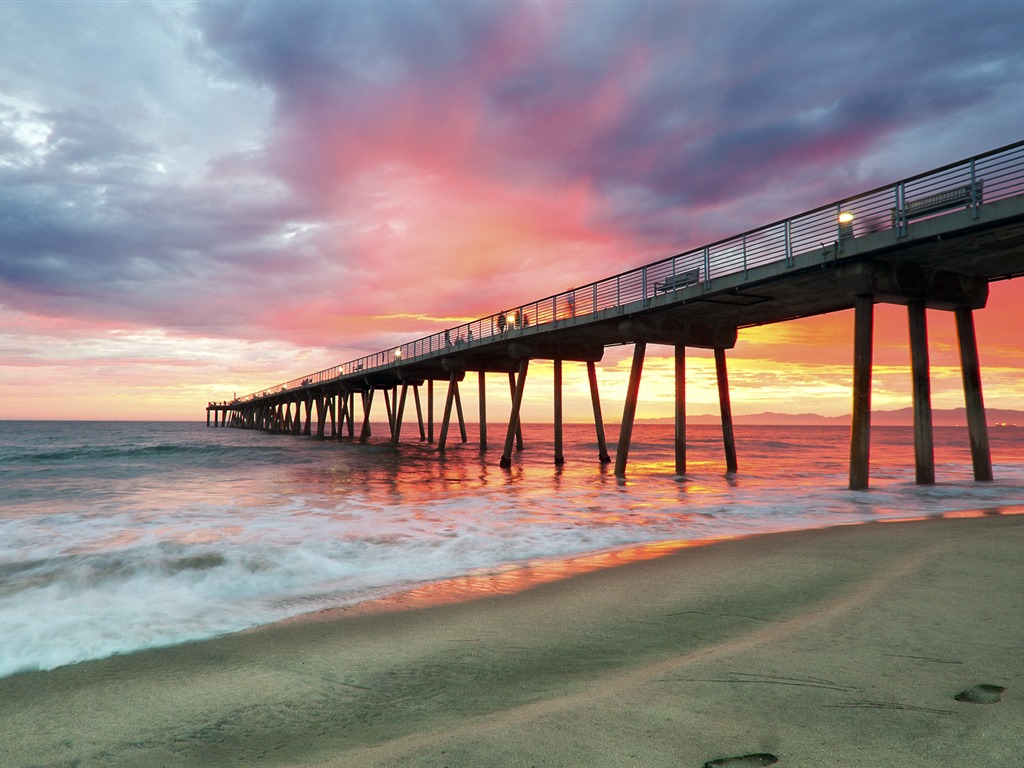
xmin=891 ymin=180 xmax=983 ymax=227
xmin=654 ymin=268 xmax=700 ymax=293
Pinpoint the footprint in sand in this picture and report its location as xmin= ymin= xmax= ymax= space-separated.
xmin=954 ymin=683 xmax=1005 ymax=704
xmin=703 ymin=754 xmax=779 ymax=768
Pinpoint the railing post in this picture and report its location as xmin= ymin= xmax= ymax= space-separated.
xmin=702 ymin=247 xmax=710 ymax=291
xmin=970 ymin=159 xmax=979 ymax=219
xmin=784 ymin=219 xmax=793 ymax=267
xmin=836 ymin=202 xmax=844 ymax=253
xmin=742 ymin=234 xmax=747 ymax=278
xmin=895 ymin=182 xmax=906 ymax=237
xmin=642 ymin=266 xmax=648 ymax=305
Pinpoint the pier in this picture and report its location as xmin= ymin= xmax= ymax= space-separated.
xmin=209 ymin=141 xmax=1024 ymax=489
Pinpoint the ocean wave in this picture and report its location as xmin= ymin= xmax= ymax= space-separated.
xmin=0 ymin=441 xmax=291 ymax=466
xmin=2 ymin=421 xmax=1023 ymax=678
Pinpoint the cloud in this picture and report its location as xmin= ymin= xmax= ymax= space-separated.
xmin=1 ymin=0 xmax=1023 ymax=418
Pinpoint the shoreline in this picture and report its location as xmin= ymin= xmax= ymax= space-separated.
xmin=2 ymin=513 xmax=1023 ymax=766
xmin=282 ymin=506 xmax=1024 ymax=623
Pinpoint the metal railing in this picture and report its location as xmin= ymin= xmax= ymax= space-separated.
xmin=233 ymin=139 xmax=1024 ymax=404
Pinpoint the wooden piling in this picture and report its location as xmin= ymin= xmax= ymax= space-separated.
xmin=392 ymin=384 xmax=409 ymax=444
xmin=715 ymin=348 xmax=738 ymax=474
xmin=413 ymin=385 xmax=426 ymax=440
xmin=674 ymin=344 xmax=686 ymax=475
xmin=907 ymin=302 xmax=935 ymax=484
xmin=454 ymin=378 xmax=467 ymax=443
xmin=478 ymin=372 xmax=487 ymax=451
xmin=500 ymin=360 xmax=530 ymax=468
xmin=614 ymin=342 xmax=646 ymax=479
xmin=428 ymin=379 xmax=435 ymax=444
xmin=337 ymin=394 xmax=347 ymax=439
xmin=587 ymin=361 xmax=611 ymax=463
xmin=554 ymin=359 xmax=564 ymax=465
xmin=507 ymin=372 xmax=524 ymax=450
xmin=383 ymin=389 xmax=395 ymax=438
xmin=849 ymin=295 xmax=873 ymax=490
xmin=359 ymin=390 xmax=374 ymax=443
xmin=955 ymin=307 xmax=993 ymax=481
xmin=315 ymin=396 xmax=326 ymax=438
xmin=438 ymin=374 xmax=458 ymax=453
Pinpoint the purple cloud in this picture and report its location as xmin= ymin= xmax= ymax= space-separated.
xmin=0 ymin=0 xmax=1022 ymax=356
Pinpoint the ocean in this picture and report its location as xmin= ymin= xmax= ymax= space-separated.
xmin=1 ymin=419 xmax=1022 ymax=679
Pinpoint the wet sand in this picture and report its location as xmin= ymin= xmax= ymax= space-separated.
xmin=2 ymin=514 xmax=1022 ymax=767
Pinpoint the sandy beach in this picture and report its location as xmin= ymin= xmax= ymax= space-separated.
xmin=2 ymin=513 xmax=1022 ymax=767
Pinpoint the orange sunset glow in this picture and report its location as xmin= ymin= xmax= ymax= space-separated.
xmin=1 ymin=2 xmax=1023 ymax=423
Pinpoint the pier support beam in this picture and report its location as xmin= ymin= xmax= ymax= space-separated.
xmin=500 ymin=360 xmax=530 ymax=468
xmin=674 ymin=345 xmax=686 ymax=475
xmin=438 ymin=374 xmax=459 ymax=453
xmin=907 ymin=302 xmax=935 ymax=484
xmin=587 ymin=361 xmax=612 ymax=463
xmin=454 ymin=378 xmax=468 ymax=443
xmin=507 ymin=372 xmax=524 ymax=451
xmin=359 ymin=390 xmax=374 ymax=443
xmin=337 ymin=393 xmax=351 ymax=439
xmin=383 ymin=388 xmax=395 ymax=438
xmin=427 ymin=380 xmax=435 ymax=444
xmin=554 ymin=359 xmax=564 ymax=465
xmin=614 ymin=342 xmax=646 ymax=479
xmin=849 ymin=295 xmax=874 ymax=490
xmin=413 ymin=385 xmax=426 ymax=440
xmin=478 ymin=372 xmax=487 ymax=451
xmin=391 ymin=384 xmax=409 ymax=444
xmin=315 ymin=396 xmax=327 ymax=438
xmin=715 ymin=348 xmax=739 ymax=474
xmin=956 ymin=307 xmax=993 ymax=481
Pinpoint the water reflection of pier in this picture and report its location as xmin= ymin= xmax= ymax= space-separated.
xmin=208 ymin=141 xmax=1024 ymax=490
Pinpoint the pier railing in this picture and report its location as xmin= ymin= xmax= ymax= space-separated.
xmin=235 ymin=139 xmax=1024 ymax=403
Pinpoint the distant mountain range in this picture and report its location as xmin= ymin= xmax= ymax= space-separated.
xmin=641 ymin=407 xmax=1023 ymax=427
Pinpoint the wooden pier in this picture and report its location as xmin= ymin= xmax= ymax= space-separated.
xmin=209 ymin=141 xmax=1024 ymax=489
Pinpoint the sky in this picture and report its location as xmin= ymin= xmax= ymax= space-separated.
xmin=1 ymin=0 xmax=1023 ymax=423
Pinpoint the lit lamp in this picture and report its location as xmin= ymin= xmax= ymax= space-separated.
xmin=394 ymin=348 xmax=402 ymax=360
xmin=838 ymin=211 xmax=854 ymax=239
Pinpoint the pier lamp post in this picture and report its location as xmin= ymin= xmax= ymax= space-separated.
xmin=394 ymin=348 xmax=402 ymax=362
xmin=838 ymin=211 xmax=855 ymax=239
